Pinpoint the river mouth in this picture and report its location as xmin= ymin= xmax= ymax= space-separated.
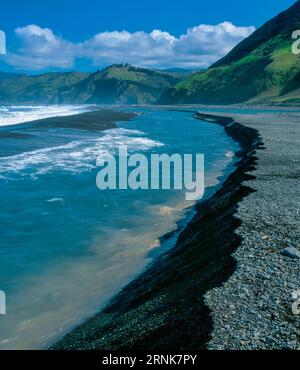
xmin=0 ymin=107 xmax=239 ymax=349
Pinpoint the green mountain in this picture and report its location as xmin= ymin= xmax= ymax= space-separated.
xmin=0 ymin=71 xmax=22 ymax=82
xmin=0 ymin=64 xmax=182 ymax=105
xmin=68 ymin=64 xmax=183 ymax=105
xmin=0 ymin=72 xmax=88 ymax=104
xmin=158 ymin=1 xmax=300 ymax=105
xmin=158 ymin=68 xmax=200 ymax=77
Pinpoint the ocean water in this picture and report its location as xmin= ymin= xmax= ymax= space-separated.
xmin=0 ymin=106 xmax=239 ymax=349
xmin=0 ymin=105 xmax=90 ymax=127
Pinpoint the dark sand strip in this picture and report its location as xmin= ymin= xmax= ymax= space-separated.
xmin=53 ymin=111 xmax=262 ymax=350
xmin=27 ymin=109 xmax=137 ymax=131
xmin=0 ymin=109 xmax=137 ymax=133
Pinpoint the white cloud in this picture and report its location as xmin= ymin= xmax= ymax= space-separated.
xmin=5 ymin=25 xmax=77 ymax=70
xmin=173 ymin=22 xmax=256 ymax=68
xmin=4 ymin=22 xmax=255 ymax=70
xmin=82 ymin=29 xmax=176 ymax=67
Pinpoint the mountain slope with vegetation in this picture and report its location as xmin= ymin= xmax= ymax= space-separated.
xmin=0 ymin=71 xmax=22 ymax=82
xmin=158 ymin=1 xmax=300 ymax=105
xmin=0 ymin=72 xmax=88 ymax=104
xmin=68 ymin=64 xmax=183 ymax=105
xmin=0 ymin=64 xmax=182 ymax=105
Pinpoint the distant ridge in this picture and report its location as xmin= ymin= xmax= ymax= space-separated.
xmin=0 ymin=71 xmax=88 ymax=104
xmin=0 ymin=64 xmax=182 ymax=105
xmin=67 ymin=64 xmax=183 ymax=105
xmin=0 ymin=71 xmax=22 ymax=82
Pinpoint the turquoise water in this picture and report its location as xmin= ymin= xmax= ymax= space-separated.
xmin=0 ymin=107 xmax=239 ymax=349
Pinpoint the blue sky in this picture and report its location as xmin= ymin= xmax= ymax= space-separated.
xmin=0 ymin=0 xmax=296 ymax=73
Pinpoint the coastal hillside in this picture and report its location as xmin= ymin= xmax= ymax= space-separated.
xmin=68 ymin=64 xmax=183 ymax=105
xmin=0 ymin=71 xmax=88 ymax=104
xmin=0 ymin=71 xmax=21 ymax=82
xmin=158 ymin=1 xmax=300 ymax=105
xmin=0 ymin=64 xmax=182 ymax=105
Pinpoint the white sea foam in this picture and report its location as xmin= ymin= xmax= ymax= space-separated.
xmin=0 ymin=105 xmax=90 ymax=127
xmin=225 ymin=150 xmax=235 ymax=158
xmin=0 ymin=128 xmax=164 ymax=179
xmin=46 ymin=198 xmax=64 ymax=204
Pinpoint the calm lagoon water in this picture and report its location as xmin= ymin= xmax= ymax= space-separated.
xmin=0 ymin=106 xmax=239 ymax=349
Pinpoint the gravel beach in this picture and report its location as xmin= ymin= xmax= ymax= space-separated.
xmin=204 ymin=111 xmax=300 ymax=350
xmin=54 ymin=109 xmax=300 ymax=350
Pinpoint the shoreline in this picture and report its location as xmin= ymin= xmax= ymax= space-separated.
xmin=204 ymin=111 xmax=300 ymax=349
xmin=0 ymin=108 xmax=137 ymax=132
xmin=53 ymin=110 xmax=262 ymax=350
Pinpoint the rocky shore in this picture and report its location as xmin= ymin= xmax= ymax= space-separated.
xmin=203 ymin=111 xmax=300 ymax=350
xmin=53 ymin=109 xmax=300 ymax=350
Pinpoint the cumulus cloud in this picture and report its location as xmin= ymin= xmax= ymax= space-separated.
xmin=5 ymin=25 xmax=77 ymax=70
xmin=4 ymin=22 xmax=255 ymax=70
xmin=82 ymin=29 xmax=176 ymax=67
